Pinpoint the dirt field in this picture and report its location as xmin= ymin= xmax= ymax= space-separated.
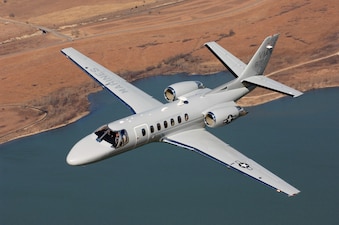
xmin=1 ymin=0 xmax=338 ymax=143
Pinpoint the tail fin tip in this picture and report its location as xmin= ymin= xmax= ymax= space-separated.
xmin=239 ymin=34 xmax=280 ymax=79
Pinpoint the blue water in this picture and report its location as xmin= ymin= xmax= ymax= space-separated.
xmin=1 ymin=72 xmax=339 ymax=225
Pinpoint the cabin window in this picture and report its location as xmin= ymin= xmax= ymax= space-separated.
xmin=170 ymin=118 xmax=175 ymax=126
xmin=157 ymin=123 xmax=161 ymax=131
xmin=150 ymin=125 xmax=154 ymax=133
xmin=185 ymin=113 xmax=189 ymax=121
xmin=142 ymin=128 xmax=146 ymax=136
xmin=164 ymin=121 xmax=168 ymax=128
xmin=178 ymin=116 xmax=182 ymax=124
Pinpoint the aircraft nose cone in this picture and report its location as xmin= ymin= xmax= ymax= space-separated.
xmin=66 ymin=134 xmax=112 ymax=166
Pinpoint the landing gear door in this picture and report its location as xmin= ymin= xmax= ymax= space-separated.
xmin=134 ymin=124 xmax=149 ymax=145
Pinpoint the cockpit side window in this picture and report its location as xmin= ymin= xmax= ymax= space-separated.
xmin=95 ymin=126 xmax=114 ymax=143
xmin=95 ymin=125 xmax=128 ymax=148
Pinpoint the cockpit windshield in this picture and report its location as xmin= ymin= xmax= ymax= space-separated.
xmin=94 ymin=125 xmax=128 ymax=148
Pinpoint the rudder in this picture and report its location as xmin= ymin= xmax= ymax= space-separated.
xmin=239 ymin=34 xmax=279 ymax=79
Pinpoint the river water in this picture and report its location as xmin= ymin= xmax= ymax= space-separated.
xmin=1 ymin=73 xmax=339 ymax=225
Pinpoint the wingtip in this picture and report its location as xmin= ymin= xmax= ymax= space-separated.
xmin=292 ymin=91 xmax=304 ymax=98
xmin=288 ymin=191 xmax=301 ymax=197
xmin=276 ymin=188 xmax=300 ymax=197
xmin=61 ymin=47 xmax=75 ymax=54
xmin=279 ymin=189 xmax=300 ymax=197
xmin=60 ymin=48 xmax=69 ymax=55
xmin=204 ymin=41 xmax=214 ymax=47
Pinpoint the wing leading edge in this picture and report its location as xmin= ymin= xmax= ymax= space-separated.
xmin=61 ymin=48 xmax=163 ymax=114
xmin=163 ymin=129 xmax=300 ymax=196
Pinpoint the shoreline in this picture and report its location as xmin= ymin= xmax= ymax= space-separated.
xmin=0 ymin=111 xmax=89 ymax=145
xmin=1 ymin=0 xmax=338 ymax=145
xmin=1 ymin=84 xmax=337 ymax=145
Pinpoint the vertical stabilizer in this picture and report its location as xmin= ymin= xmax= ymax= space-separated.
xmin=205 ymin=34 xmax=302 ymax=97
xmin=239 ymin=34 xmax=279 ymax=79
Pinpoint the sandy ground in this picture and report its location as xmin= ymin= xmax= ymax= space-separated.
xmin=0 ymin=0 xmax=338 ymax=143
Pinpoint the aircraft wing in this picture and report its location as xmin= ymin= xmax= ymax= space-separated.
xmin=163 ymin=129 xmax=300 ymax=196
xmin=205 ymin=41 xmax=246 ymax=77
xmin=61 ymin=48 xmax=163 ymax=114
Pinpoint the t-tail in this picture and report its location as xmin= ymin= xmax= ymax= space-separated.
xmin=205 ymin=34 xmax=303 ymax=97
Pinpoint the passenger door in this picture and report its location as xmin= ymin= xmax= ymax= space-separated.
xmin=134 ymin=124 xmax=149 ymax=145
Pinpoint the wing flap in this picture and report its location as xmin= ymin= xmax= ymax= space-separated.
xmin=163 ymin=129 xmax=300 ymax=196
xmin=61 ymin=47 xmax=163 ymax=113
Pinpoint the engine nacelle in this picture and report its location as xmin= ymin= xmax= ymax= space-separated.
xmin=204 ymin=106 xmax=247 ymax=128
xmin=164 ymin=81 xmax=204 ymax=102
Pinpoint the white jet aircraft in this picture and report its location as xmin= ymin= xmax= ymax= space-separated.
xmin=61 ymin=34 xmax=302 ymax=196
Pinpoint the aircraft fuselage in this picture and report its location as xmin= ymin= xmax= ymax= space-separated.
xmin=67 ymin=85 xmax=250 ymax=165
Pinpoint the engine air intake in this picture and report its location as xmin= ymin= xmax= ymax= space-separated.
xmin=164 ymin=81 xmax=204 ymax=102
xmin=204 ymin=106 xmax=247 ymax=127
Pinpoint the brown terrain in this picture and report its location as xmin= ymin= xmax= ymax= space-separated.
xmin=0 ymin=0 xmax=338 ymax=144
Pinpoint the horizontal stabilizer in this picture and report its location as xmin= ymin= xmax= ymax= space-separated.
xmin=242 ymin=76 xmax=303 ymax=97
xmin=205 ymin=41 xmax=246 ymax=78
